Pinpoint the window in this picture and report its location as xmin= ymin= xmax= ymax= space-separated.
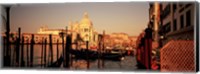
xmin=173 ymin=19 xmax=177 ymax=31
xmin=85 ymin=34 xmax=89 ymax=37
xmin=179 ymin=3 xmax=183 ymax=7
xmin=179 ymin=3 xmax=184 ymax=13
xmin=173 ymin=3 xmax=177 ymax=12
xmin=93 ymin=35 xmax=95 ymax=41
xmin=186 ymin=10 xmax=191 ymax=27
xmin=164 ymin=22 xmax=171 ymax=33
xmin=84 ymin=28 xmax=89 ymax=32
xmin=180 ymin=15 xmax=184 ymax=28
xmin=185 ymin=3 xmax=192 ymax=8
xmin=35 ymin=37 xmax=38 ymax=40
xmin=162 ymin=4 xmax=171 ymax=19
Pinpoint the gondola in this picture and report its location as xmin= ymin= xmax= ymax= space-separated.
xmin=102 ymin=49 xmax=125 ymax=61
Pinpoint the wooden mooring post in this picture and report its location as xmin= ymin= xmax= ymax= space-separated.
xmin=30 ymin=34 xmax=34 ymax=67
xmin=44 ymin=38 xmax=47 ymax=67
xmin=4 ymin=6 xmax=11 ymax=67
xmin=21 ymin=36 xmax=25 ymax=67
xmin=64 ymin=35 xmax=71 ymax=68
xmin=3 ymin=37 xmax=6 ymax=57
xmin=57 ymin=39 xmax=59 ymax=62
xmin=86 ymin=41 xmax=90 ymax=69
xmin=98 ymin=39 xmax=101 ymax=69
xmin=26 ymin=39 xmax=29 ymax=67
xmin=16 ymin=28 xmax=21 ymax=66
xmin=62 ymin=34 xmax=65 ymax=58
xmin=41 ymin=38 xmax=44 ymax=67
xmin=49 ymin=34 xmax=53 ymax=65
xmin=102 ymin=30 xmax=105 ymax=68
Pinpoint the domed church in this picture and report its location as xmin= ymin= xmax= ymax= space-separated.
xmin=69 ymin=12 xmax=99 ymax=50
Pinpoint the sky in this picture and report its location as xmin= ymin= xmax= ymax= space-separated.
xmin=9 ymin=2 xmax=149 ymax=36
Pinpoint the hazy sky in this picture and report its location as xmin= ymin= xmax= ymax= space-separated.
xmin=10 ymin=2 xmax=149 ymax=36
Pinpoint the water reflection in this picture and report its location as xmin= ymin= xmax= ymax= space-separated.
xmin=10 ymin=44 xmax=137 ymax=70
xmin=69 ymin=56 xmax=137 ymax=70
xmin=10 ymin=44 xmax=63 ymax=66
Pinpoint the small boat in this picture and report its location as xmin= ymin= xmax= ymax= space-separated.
xmin=70 ymin=49 xmax=98 ymax=60
xmin=102 ymin=49 xmax=125 ymax=61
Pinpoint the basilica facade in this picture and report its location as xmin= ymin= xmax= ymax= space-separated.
xmin=68 ymin=12 xmax=99 ymax=50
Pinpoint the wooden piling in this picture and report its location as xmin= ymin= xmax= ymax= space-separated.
xmin=3 ymin=37 xmax=6 ymax=57
xmin=70 ymin=43 xmax=73 ymax=67
xmin=98 ymin=39 xmax=101 ymax=69
xmin=21 ymin=36 xmax=25 ymax=67
xmin=102 ymin=30 xmax=105 ymax=68
xmin=64 ymin=35 xmax=71 ymax=68
xmin=57 ymin=39 xmax=59 ymax=61
xmin=4 ymin=6 xmax=11 ymax=67
xmin=44 ymin=38 xmax=47 ymax=67
xmin=41 ymin=38 xmax=44 ymax=67
xmin=62 ymin=35 xmax=65 ymax=61
xmin=86 ymin=41 xmax=90 ymax=69
xmin=13 ymin=41 xmax=17 ymax=66
xmin=70 ymin=52 xmax=73 ymax=67
xmin=16 ymin=28 xmax=21 ymax=66
xmin=49 ymin=34 xmax=53 ymax=64
xmin=26 ymin=39 xmax=29 ymax=67
xmin=30 ymin=34 xmax=34 ymax=67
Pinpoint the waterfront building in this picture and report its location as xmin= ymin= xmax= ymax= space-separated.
xmin=159 ymin=2 xmax=195 ymax=46
xmin=148 ymin=2 xmax=195 ymax=47
xmin=104 ymin=33 xmax=137 ymax=50
xmin=68 ymin=12 xmax=99 ymax=50
xmin=37 ymin=25 xmax=65 ymax=35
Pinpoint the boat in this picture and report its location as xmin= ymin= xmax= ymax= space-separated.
xmin=70 ymin=49 xmax=98 ymax=60
xmin=102 ymin=49 xmax=125 ymax=61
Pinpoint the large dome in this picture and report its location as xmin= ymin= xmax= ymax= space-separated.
xmin=80 ymin=12 xmax=93 ymax=26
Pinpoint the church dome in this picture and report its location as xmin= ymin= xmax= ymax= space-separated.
xmin=80 ymin=12 xmax=93 ymax=26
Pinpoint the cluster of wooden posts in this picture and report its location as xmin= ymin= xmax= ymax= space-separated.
xmin=3 ymin=27 xmax=106 ymax=69
xmin=3 ymin=27 xmax=71 ymax=68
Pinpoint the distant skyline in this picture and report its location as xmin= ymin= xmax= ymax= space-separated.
xmin=9 ymin=2 xmax=149 ymax=36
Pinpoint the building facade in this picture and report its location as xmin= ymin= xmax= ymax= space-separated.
xmin=68 ymin=12 xmax=99 ymax=49
xmin=104 ymin=33 xmax=137 ymax=50
xmin=37 ymin=25 xmax=65 ymax=35
xmin=160 ymin=2 xmax=195 ymax=46
xmin=149 ymin=2 xmax=195 ymax=47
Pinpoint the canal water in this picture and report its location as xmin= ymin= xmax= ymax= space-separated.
xmin=68 ymin=56 xmax=137 ymax=71
xmin=10 ymin=44 xmax=138 ymax=70
xmin=10 ymin=44 xmax=63 ymax=66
